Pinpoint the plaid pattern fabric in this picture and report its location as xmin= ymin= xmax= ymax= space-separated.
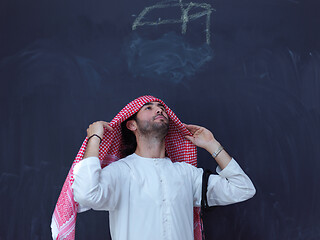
xmin=51 ymin=95 xmax=201 ymax=240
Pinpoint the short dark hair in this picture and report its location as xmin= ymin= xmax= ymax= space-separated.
xmin=120 ymin=113 xmax=137 ymax=158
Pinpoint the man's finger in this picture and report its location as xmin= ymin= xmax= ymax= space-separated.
xmin=102 ymin=121 xmax=114 ymax=131
xmin=184 ymin=135 xmax=195 ymax=143
xmin=184 ymin=124 xmax=200 ymax=134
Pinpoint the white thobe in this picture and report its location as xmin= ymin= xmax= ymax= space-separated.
xmin=72 ymin=153 xmax=255 ymax=240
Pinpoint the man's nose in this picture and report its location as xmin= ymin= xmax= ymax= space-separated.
xmin=156 ymin=108 xmax=163 ymax=114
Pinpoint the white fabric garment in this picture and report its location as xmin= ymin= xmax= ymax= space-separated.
xmin=72 ymin=153 xmax=255 ymax=240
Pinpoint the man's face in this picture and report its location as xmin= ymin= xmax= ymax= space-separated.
xmin=134 ymin=101 xmax=169 ymax=137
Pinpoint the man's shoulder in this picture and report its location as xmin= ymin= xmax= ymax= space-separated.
xmin=110 ymin=154 xmax=136 ymax=169
xmin=172 ymin=161 xmax=194 ymax=168
xmin=119 ymin=153 xmax=136 ymax=162
xmin=172 ymin=161 xmax=202 ymax=174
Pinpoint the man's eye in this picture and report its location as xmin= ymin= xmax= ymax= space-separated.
xmin=146 ymin=106 xmax=151 ymax=110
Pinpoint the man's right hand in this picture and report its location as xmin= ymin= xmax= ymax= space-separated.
xmin=86 ymin=121 xmax=114 ymax=139
xmin=84 ymin=121 xmax=113 ymax=159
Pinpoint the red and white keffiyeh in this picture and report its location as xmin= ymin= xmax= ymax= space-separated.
xmin=51 ymin=95 xmax=201 ymax=240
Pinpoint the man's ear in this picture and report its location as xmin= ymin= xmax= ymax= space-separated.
xmin=126 ymin=120 xmax=137 ymax=131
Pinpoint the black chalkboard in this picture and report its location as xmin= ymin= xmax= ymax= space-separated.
xmin=1 ymin=0 xmax=320 ymax=239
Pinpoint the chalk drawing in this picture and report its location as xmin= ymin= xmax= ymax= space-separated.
xmin=132 ymin=0 xmax=214 ymax=44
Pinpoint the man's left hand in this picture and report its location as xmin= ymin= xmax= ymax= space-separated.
xmin=184 ymin=124 xmax=219 ymax=152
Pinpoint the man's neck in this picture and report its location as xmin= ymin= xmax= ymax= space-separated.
xmin=134 ymin=135 xmax=166 ymax=158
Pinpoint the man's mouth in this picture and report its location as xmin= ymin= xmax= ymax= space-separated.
xmin=154 ymin=115 xmax=167 ymax=121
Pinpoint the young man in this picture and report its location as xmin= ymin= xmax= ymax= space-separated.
xmin=70 ymin=96 xmax=255 ymax=240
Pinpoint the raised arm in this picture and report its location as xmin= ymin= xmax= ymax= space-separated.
xmin=184 ymin=124 xmax=255 ymax=206
xmin=72 ymin=121 xmax=125 ymax=211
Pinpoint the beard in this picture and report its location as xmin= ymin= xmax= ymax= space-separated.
xmin=136 ymin=116 xmax=169 ymax=139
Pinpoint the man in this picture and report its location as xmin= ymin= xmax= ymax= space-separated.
xmin=52 ymin=95 xmax=255 ymax=240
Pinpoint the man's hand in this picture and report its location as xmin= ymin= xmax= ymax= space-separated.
xmin=184 ymin=124 xmax=219 ymax=152
xmin=184 ymin=123 xmax=232 ymax=169
xmin=84 ymin=121 xmax=113 ymax=159
xmin=86 ymin=121 xmax=114 ymax=139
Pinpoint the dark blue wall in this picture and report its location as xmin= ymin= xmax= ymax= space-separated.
xmin=1 ymin=0 xmax=320 ymax=239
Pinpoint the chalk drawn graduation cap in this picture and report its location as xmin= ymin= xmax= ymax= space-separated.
xmin=132 ymin=0 xmax=214 ymax=44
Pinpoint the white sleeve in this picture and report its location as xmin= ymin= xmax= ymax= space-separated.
xmin=206 ymin=158 xmax=256 ymax=206
xmin=72 ymin=157 xmax=129 ymax=211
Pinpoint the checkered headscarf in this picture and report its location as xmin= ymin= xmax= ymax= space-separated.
xmin=51 ymin=95 xmax=201 ymax=240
